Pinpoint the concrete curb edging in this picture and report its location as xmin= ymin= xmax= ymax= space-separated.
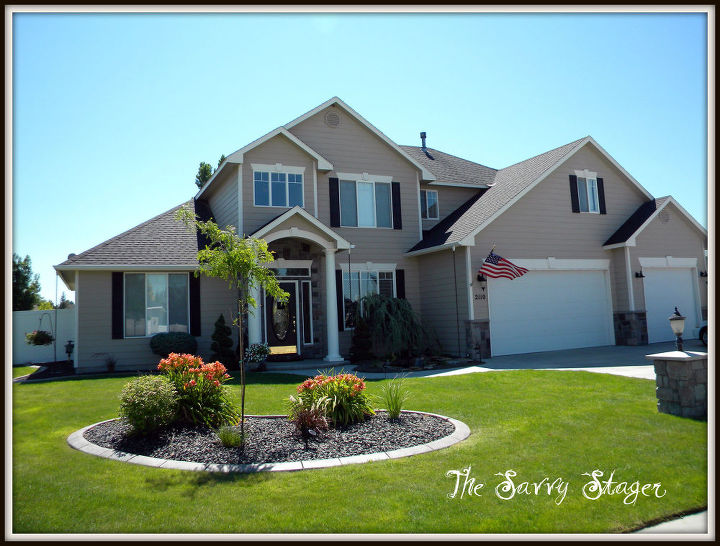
xmin=67 ymin=411 xmax=471 ymax=473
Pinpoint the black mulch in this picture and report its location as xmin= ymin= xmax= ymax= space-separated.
xmin=24 ymin=361 xmax=75 ymax=380
xmin=83 ymin=412 xmax=455 ymax=465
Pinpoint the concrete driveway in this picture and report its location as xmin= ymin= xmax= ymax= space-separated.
xmin=278 ymin=339 xmax=707 ymax=381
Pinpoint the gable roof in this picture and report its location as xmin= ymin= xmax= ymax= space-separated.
xmin=408 ymin=192 xmax=486 ymax=253
xmin=196 ymin=127 xmax=333 ymax=199
xmin=283 ymin=96 xmax=437 ymax=182
xmin=399 ymin=146 xmax=496 ymax=188
xmin=54 ymin=200 xmax=209 ymax=289
xmin=250 ymin=206 xmax=351 ymax=250
xmin=603 ymin=196 xmax=707 ymax=249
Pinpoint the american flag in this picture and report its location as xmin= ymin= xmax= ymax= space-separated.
xmin=479 ymin=251 xmax=528 ymax=280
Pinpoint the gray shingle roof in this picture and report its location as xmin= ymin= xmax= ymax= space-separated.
xmin=56 ymin=200 xmax=209 ymax=267
xmin=603 ymin=197 xmax=669 ymax=246
xmin=408 ymin=137 xmax=588 ymax=252
xmin=399 ymin=146 xmax=497 ymax=187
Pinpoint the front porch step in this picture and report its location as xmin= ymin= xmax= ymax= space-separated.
xmin=262 ymin=359 xmax=352 ymax=372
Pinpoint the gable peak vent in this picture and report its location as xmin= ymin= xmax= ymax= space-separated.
xmin=324 ymin=110 xmax=341 ymax=128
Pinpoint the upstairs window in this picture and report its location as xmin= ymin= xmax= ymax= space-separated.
xmin=571 ymin=169 xmax=606 ymax=214
xmin=339 ymin=179 xmax=392 ymax=228
xmin=253 ymin=165 xmax=304 ymax=208
xmin=577 ymin=176 xmax=599 ymax=213
xmin=420 ymin=189 xmax=439 ymax=219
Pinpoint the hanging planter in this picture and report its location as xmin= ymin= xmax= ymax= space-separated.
xmin=25 ymin=330 xmax=54 ymax=346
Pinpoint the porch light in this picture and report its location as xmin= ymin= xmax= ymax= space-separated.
xmin=668 ymin=308 xmax=686 ymax=352
xmin=477 ymin=273 xmax=487 ymax=282
xmin=65 ymin=340 xmax=75 ymax=362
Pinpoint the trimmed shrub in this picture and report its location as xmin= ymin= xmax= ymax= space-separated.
xmin=295 ymin=372 xmax=374 ymax=426
xmin=150 ymin=332 xmax=198 ymax=358
xmin=119 ymin=375 xmax=179 ymax=435
xmin=210 ymin=314 xmax=236 ymax=368
xmin=157 ymin=353 xmax=239 ymax=428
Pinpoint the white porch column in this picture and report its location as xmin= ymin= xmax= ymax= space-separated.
xmin=248 ymin=283 xmax=263 ymax=345
xmin=323 ymin=248 xmax=344 ymax=362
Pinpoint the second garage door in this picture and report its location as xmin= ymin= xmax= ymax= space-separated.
xmin=642 ymin=268 xmax=699 ymax=343
xmin=488 ymin=269 xmax=614 ymax=356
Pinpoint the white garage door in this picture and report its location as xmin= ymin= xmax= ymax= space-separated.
xmin=643 ymin=268 xmax=698 ymax=343
xmin=488 ymin=270 xmax=614 ymax=356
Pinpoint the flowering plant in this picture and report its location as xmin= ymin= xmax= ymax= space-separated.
xmin=245 ymin=343 xmax=270 ymax=363
xmin=157 ymin=353 xmax=239 ymax=428
xmin=294 ymin=371 xmax=374 ymax=426
xmin=25 ymin=330 xmax=53 ymax=346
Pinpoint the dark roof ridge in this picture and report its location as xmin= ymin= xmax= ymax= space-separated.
xmin=496 ymin=136 xmax=588 ymax=173
xmin=60 ymin=199 xmax=194 ymax=266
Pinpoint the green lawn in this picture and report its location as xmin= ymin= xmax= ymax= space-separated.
xmin=12 ymin=369 xmax=706 ymax=534
xmin=12 ymin=366 xmax=37 ymax=379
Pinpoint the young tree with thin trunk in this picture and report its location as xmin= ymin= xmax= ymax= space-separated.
xmin=176 ymin=205 xmax=287 ymax=438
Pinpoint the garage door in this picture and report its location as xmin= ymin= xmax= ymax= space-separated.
xmin=488 ymin=270 xmax=614 ymax=356
xmin=643 ymin=268 xmax=698 ymax=343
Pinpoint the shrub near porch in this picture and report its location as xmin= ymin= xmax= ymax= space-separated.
xmin=12 ymin=370 xmax=706 ymax=534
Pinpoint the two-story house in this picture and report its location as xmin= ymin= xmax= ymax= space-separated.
xmin=55 ymin=97 xmax=708 ymax=372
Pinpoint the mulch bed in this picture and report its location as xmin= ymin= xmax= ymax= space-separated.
xmin=23 ymin=361 xmax=75 ymax=380
xmin=83 ymin=412 xmax=455 ymax=465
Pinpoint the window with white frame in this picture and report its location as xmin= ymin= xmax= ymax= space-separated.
xmin=124 ymin=273 xmax=189 ymax=337
xmin=420 ymin=189 xmax=439 ymax=219
xmin=576 ymin=172 xmax=599 ymax=213
xmin=342 ymin=270 xmax=395 ymax=328
xmin=253 ymin=167 xmax=304 ymax=208
xmin=339 ymin=178 xmax=392 ymax=228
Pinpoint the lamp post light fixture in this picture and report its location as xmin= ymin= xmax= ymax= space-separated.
xmin=668 ymin=307 xmax=686 ymax=352
xmin=65 ymin=340 xmax=75 ymax=362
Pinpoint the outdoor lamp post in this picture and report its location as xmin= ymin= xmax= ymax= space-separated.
xmin=668 ymin=307 xmax=686 ymax=352
xmin=65 ymin=340 xmax=75 ymax=362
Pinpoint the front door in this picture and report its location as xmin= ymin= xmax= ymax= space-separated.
xmin=266 ymin=281 xmax=298 ymax=357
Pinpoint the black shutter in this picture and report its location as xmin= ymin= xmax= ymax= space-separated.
xmin=329 ymin=177 xmax=340 ymax=227
xmin=597 ymin=177 xmax=607 ymax=214
xmin=335 ymin=269 xmax=344 ymax=331
xmin=395 ymin=269 xmax=406 ymax=299
xmin=111 ymin=272 xmax=123 ymax=339
xmin=189 ymin=274 xmax=201 ymax=336
xmin=569 ymin=175 xmax=580 ymax=213
xmin=391 ymin=181 xmax=402 ymax=229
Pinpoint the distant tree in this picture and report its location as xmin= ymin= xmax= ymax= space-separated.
xmin=57 ymin=292 xmax=74 ymax=309
xmin=195 ymin=162 xmax=213 ymax=188
xmin=13 ymin=253 xmax=42 ymax=311
xmin=36 ymin=300 xmax=54 ymax=311
xmin=217 ymin=154 xmax=226 ymax=170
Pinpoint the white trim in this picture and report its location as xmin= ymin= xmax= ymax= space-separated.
xmin=323 ymin=249 xmax=343 ymax=362
xmin=405 ymin=240 xmax=474 ymax=258
xmin=639 ymin=256 xmax=698 ymax=269
xmin=429 ymin=182 xmax=489 ymax=189
xmin=55 ymin=264 xmax=197 ymax=271
xmin=574 ymin=169 xmax=598 ymax=179
xmin=624 ymin=245 xmax=635 ymax=311
xmin=251 ymin=167 xmax=305 ymax=209
xmin=251 ymin=206 xmax=351 ymax=249
xmin=339 ymin=262 xmax=397 ymax=272
xmin=602 ymin=196 xmax=708 ymax=250
xmin=336 ymin=171 xmax=393 ymax=184
xmin=458 ymin=136 xmax=655 ymax=245
xmin=312 ymin=160 xmax=318 ymax=219
xmin=236 ymin=164 xmax=244 ymax=235
xmin=509 ymin=258 xmax=611 ymax=271
xmin=251 ymin=163 xmax=306 ymax=175
xmin=301 ymin=280 xmax=314 ymax=346
xmin=465 ymin=246 xmax=474 ymax=321
xmin=416 ymin=173 xmax=423 ymax=241
xmin=73 ymin=271 xmax=79 ymax=369
xmin=264 ymin=228 xmax=334 ymax=250
xmin=283 ymin=97 xmax=436 ymax=181
xmin=195 ymin=127 xmax=332 ymax=199
xmin=268 ymin=259 xmax=313 ymax=271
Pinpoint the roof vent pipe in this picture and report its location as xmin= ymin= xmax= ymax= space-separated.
xmin=420 ymin=131 xmax=427 ymax=151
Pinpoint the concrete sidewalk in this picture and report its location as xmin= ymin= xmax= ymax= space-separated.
xmin=635 ymin=510 xmax=709 ymax=534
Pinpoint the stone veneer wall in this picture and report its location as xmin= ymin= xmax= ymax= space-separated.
xmin=613 ymin=311 xmax=648 ymax=345
xmin=653 ymin=355 xmax=707 ymax=420
xmin=465 ymin=320 xmax=490 ymax=361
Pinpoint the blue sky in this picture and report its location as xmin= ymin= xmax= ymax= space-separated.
xmin=11 ymin=11 xmax=708 ymax=302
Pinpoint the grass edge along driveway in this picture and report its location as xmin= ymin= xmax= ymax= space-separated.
xmin=12 ymin=369 xmax=707 ymax=534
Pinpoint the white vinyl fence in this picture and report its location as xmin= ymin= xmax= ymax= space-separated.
xmin=12 ymin=309 xmax=76 ymax=365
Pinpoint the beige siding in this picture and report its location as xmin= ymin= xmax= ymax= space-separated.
xmin=417 ymin=248 xmax=468 ymax=355
xmin=468 ymin=143 xmax=650 ymax=316
xmin=76 ymin=271 xmax=235 ymax=372
xmin=421 ymin=184 xmax=480 ymax=230
xmin=629 ymin=202 xmax=708 ymax=313
xmin=242 ymin=134 xmax=317 ymax=236
xmin=206 ymin=166 xmax=238 ymax=230
xmin=608 ymin=248 xmax=629 ymax=310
